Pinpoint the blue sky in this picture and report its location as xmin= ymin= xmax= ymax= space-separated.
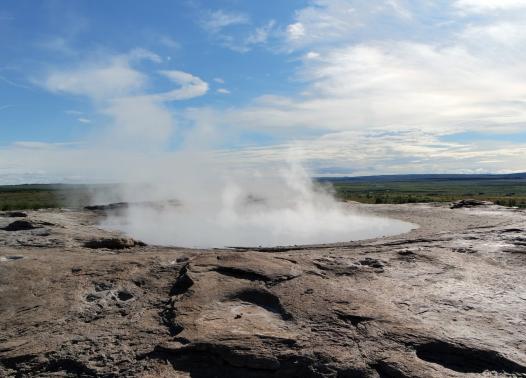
xmin=0 ymin=1 xmax=302 ymax=144
xmin=1 ymin=0 xmax=526 ymax=183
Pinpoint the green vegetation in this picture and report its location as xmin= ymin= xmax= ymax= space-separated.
xmin=325 ymin=178 xmax=526 ymax=208
xmin=1 ymin=175 xmax=526 ymax=210
xmin=0 ymin=184 xmax=92 ymax=211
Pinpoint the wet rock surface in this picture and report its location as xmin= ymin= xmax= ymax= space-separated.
xmin=0 ymin=203 xmax=525 ymax=377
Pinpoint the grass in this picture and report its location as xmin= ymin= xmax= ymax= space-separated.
xmin=1 ymin=177 xmax=526 ymax=210
xmin=325 ymin=179 xmax=526 ymax=208
xmin=0 ymin=184 xmax=92 ymax=211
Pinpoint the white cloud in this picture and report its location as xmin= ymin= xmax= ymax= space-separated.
xmin=460 ymin=21 xmax=526 ymax=49
xmin=0 ymin=142 xmax=155 ymax=184
xmin=127 ymin=47 xmax=162 ymax=63
xmin=211 ymin=129 xmax=526 ymax=176
xmin=43 ymin=53 xmax=208 ymax=103
xmin=41 ymin=50 xmax=208 ymax=151
xmin=198 ymin=8 xmax=276 ymax=53
xmin=11 ymin=141 xmax=79 ymax=150
xmin=217 ymin=88 xmax=230 ymax=94
xmin=384 ymin=0 xmax=412 ymax=20
xmin=14 ymin=2 xmax=526 ymax=178
xmin=454 ymin=0 xmax=526 ymax=13
xmin=155 ymin=70 xmax=209 ymax=101
xmin=287 ymin=23 xmax=306 ymax=41
xmin=214 ymin=77 xmax=225 ymax=84
xmin=43 ymin=49 xmax=163 ymax=100
xmin=254 ymin=2 xmax=526 ymax=135
xmin=304 ymin=51 xmax=320 ymax=60
xmin=159 ymin=35 xmax=180 ymax=49
xmin=283 ymin=0 xmax=428 ymax=50
xmin=3 ymin=127 xmax=525 ymax=185
xmin=200 ymin=10 xmax=249 ymax=33
xmin=245 ymin=20 xmax=276 ymax=45
xmin=213 ymin=39 xmax=526 ymax=137
xmin=213 ymin=20 xmax=278 ymax=53
xmin=284 ymin=0 xmax=364 ymax=48
xmin=44 ymin=57 xmax=145 ymax=99
xmin=179 ymin=0 xmax=526 ymax=174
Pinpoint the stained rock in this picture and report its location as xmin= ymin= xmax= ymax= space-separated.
xmin=117 ymin=290 xmax=134 ymax=301
xmin=83 ymin=237 xmax=146 ymax=250
xmin=0 ymin=256 xmax=24 ymax=261
xmin=450 ymin=199 xmax=494 ymax=209
xmin=84 ymin=202 xmax=129 ymax=211
xmin=3 ymin=220 xmax=37 ymax=231
xmin=84 ymin=200 xmax=180 ymax=212
xmin=3 ymin=211 xmax=28 ymax=218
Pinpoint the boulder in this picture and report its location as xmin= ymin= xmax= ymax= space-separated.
xmin=4 ymin=211 xmax=28 ymax=218
xmin=84 ymin=202 xmax=129 ymax=211
xmin=83 ymin=237 xmax=146 ymax=250
xmin=3 ymin=220 xmax=37 ymax=231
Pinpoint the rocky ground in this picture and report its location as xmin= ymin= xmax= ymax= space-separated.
xmin=0 ymin=202 xmax=525 ymax=377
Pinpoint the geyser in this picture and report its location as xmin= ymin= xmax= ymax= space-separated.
xmin=99 ymin=163 xmax=415 ymax=248
xmin=42 ymin=54 xmax=414 ymax=247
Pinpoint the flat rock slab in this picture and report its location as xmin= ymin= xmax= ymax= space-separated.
xmin=0 ymin=204 xmax=525 ymax=377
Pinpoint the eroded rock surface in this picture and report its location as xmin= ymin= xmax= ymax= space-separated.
xmin=0 ymin=203 xmax=525 ymax=377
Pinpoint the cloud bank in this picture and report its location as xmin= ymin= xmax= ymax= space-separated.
xmin=2 ymin=0 xmax=526 ymax=183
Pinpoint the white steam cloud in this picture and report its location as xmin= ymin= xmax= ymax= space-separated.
xmin=99 ymin=161 xmax=413 ymax=248
xmin=39 ymin=50 xmax=413 ymax=248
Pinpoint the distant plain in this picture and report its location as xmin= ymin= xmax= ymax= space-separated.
xmin=1 ymin=173 xmax=525 ymax=210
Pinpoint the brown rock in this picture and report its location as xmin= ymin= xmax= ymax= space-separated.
xmin=1 ymin=204 xmax=526 ymax=377
xmin=83 ymin=237 xmax=146 ymax=250
xmin=3 ymin=220 xmax=37 ymax=231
